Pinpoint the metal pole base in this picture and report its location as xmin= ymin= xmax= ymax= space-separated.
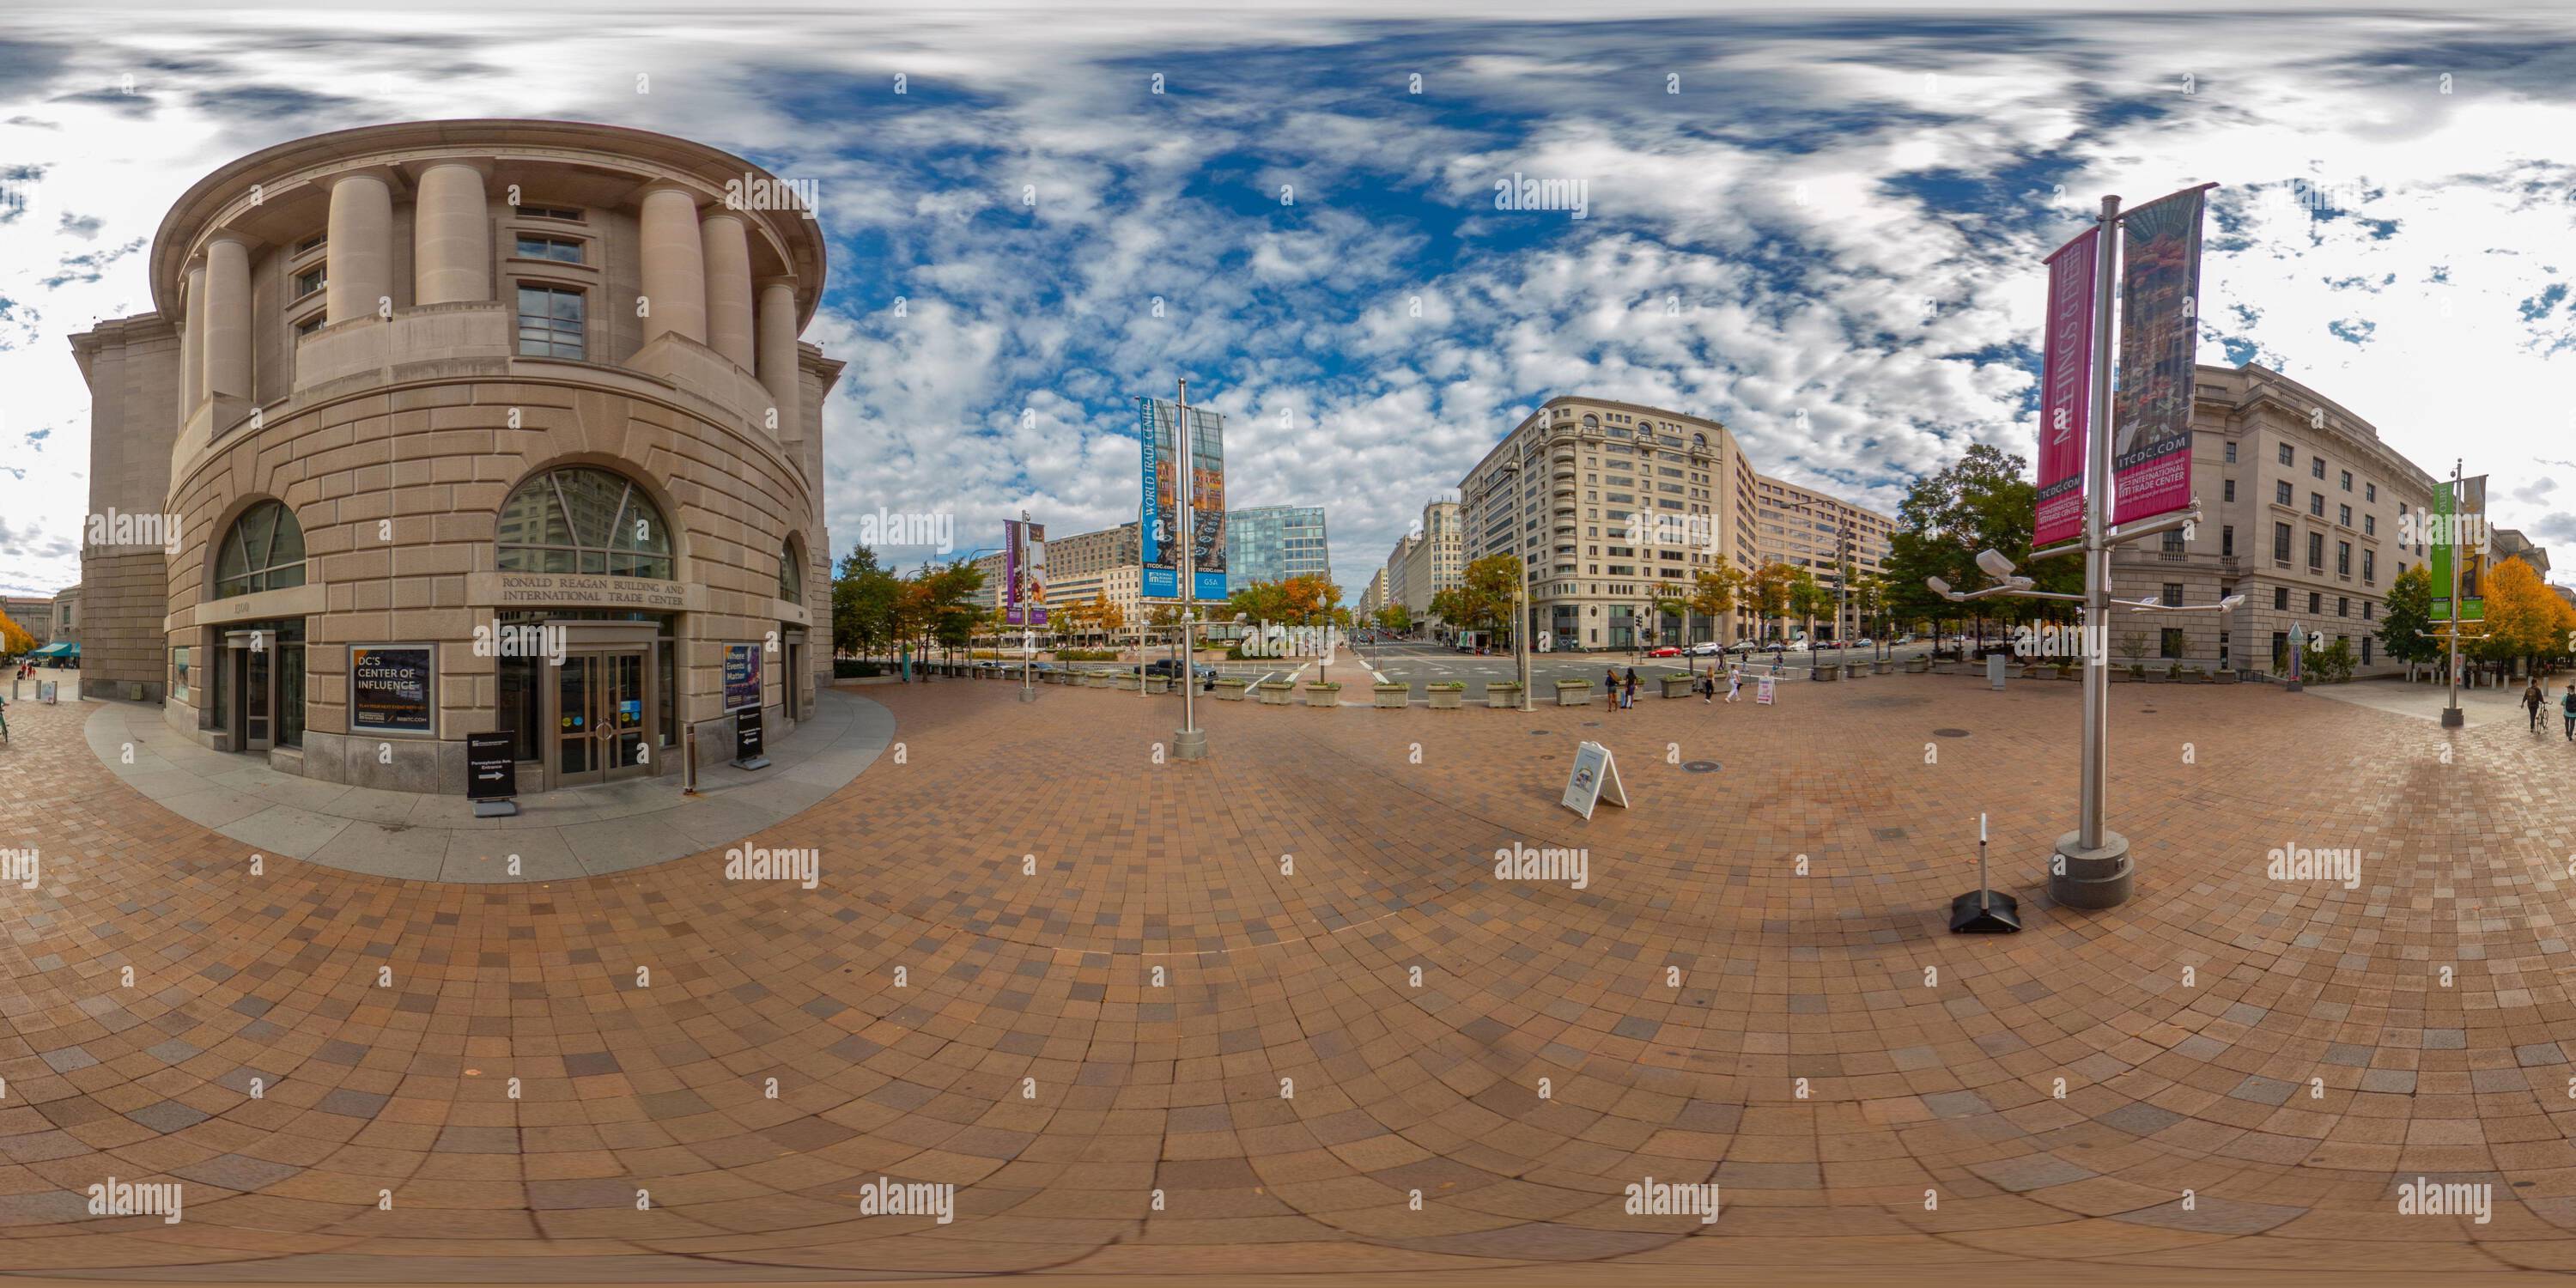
xmin=2286 ymin=680 xmax=2304 ymax=693
xmin=2050 ymin=829 xmax=2132 ymax=909
xmin=1018 ymin=686 xmax=1039 ymax=703
xmin=2439 ymin=706 xmax=2464 ymax=728
xmin=1173 ymin=727 xmax=1208 ymax=761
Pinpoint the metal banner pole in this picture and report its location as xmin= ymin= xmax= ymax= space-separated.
xmin=2051 ymin=191 xmax=2132 ymax=909
xmin=1174 ymin=379 xmax=1207 ymax=760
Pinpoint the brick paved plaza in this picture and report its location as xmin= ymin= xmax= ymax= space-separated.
xmin=6 ymin=673 xmax=2576 ymax=1285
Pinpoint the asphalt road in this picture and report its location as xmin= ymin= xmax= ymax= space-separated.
xmin=1355 ymin=640 xmax=1935 ymax=699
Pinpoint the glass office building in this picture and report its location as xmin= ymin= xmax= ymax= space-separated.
xmin=1226 ymin=506 xmax=1331 ymax=587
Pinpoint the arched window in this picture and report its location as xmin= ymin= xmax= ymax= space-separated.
xmin=777 ymin=536 xmax=803 ymax=605
xmin=1692 ymin=432 xmax=1708 ymax=449
xmin=495 ymin=467 xmax=673 ymax=579
xmin=1581 ymin=414 xmax=1599 ymax=431
xmin=214 ymin=501 xmax=307 ymax=598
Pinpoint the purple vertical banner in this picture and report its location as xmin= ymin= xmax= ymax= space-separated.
xmin=2111 ymin=185 xmax=2210 ymax=526
xmin=2035 ymin=226 xmax=2098 ymax=548
xmin=1002 ymin=519 xmax=1024 ymax=626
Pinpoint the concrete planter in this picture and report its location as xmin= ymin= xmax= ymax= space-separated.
xmin=1428 ymin=684 xmax=1465 ymax=709
xmin=1373 ymin=683 xmax=1409 ymax=708
xmin=1662 ymin=674 xmax=1696 ymax=699
xmin=2214 ymin=671 xmax=2240 ymax=684
xmin=1256 ymin=682 xmax=1295 ymax=706
xmin=1555 ymin=679 xmax=1594 ymax=707
xmin=2020 ymin=665 xmax=2047 ymax=680
xmin=1905 ymin=659 xmax=1930 ymax=673
xmin=2142 ymin=671 xmax=2166 ymax=684
xmin=1487 ymin=683 xmax=1523 ymax=709
xmin=1213 ymin=678 xmax=1250 ymax=702
xmin=1812 ymin=663 xmax=1839 ymax=683
xmin=1874 ymin=660 xmax=1893 ymax=674
xmin=2056 ymin=666 xmax=2080 ymax=682
xmin=1303 ymin=683 xmax=1342 ymax=708
xmin=1146 ymin=675 xmax=1171 ymax=694
xmin=1119 ymin=673 xmax=1144 ymax=691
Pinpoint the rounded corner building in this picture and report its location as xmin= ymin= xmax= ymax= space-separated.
xmin=71 ymin=118 xmax=838 ymax=794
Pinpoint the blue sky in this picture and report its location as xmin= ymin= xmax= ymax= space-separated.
xmin=3 ymin=1 xmax=2573 ymax=603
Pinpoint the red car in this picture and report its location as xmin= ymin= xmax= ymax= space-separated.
xmin=1645 ymin=646 xmax=1684 ymax=658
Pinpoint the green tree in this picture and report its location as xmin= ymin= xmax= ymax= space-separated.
xmin=1750 ymin=562 xmax=1795 ymax=639
xmin=2378 ymin=563 xmax=2440 ymax=672
xmin=832 ymin=546 xmax=900 ymax=658
xmin=1786 ymin=568 xmax=1830 ymax=641
xmin=1880 ymin=442 xmax=2077 ymax=653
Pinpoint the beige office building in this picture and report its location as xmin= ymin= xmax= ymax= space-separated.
xmin=1459 ymin=397 xmax=1762 ymax=649
xmin=1753 ymin=475 xmax=1896 ymax=642
xmin=2108 ymin=362 xmax=2436 ymax=677
xmin=3 ymin=594 xmax=62 ymax=645
xmin=1039 ymin=521 xmax=1144 ymax=629
xmin=1393 ymin=497 xmax=1463 ymax=629
xmin=1358 ymin=568 xmax=1388 ymax=617
xmin=71 ymin=119 xmax=838 ymax=793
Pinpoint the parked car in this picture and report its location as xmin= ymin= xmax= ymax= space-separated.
xmin=1646 ymin=645 xmax=1684 ymax=658
xmin=1687 ymin=641 xmax=1726 ymax=656
xmin=1142 ymin=659 xmax=1218 ymax=689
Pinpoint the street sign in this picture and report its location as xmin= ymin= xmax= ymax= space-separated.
xmin=732 ymin=705 xmax=769 ymax=769
xmin=1559 ymin=740 xmax=1629 ymax=820
xmin=465 ymin=731 xmax=519 ymax=817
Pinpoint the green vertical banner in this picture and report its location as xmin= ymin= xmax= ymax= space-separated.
xmin=2430 ymin=483 xmax=2453 ymax=622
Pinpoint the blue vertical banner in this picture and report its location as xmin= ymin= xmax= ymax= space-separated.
xmin=1139 ymin=398 xmax=1228 ymax=601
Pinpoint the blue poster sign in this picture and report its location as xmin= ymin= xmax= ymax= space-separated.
xmin=724 ymin=643 xmax=762 ymax=712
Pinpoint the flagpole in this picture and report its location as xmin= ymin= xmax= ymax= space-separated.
xmin=2051 ymin=191 xmax=2132 ymax=908
xmin=1174 ymin=379 xmax=1208 ymax=760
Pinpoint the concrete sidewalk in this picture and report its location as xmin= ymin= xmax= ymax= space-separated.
xmin=81 ymin=689 xmax=893 ymax=882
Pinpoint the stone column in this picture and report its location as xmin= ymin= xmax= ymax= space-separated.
xmin=180 ymin=258 xmax=208 ymax=414
xmin=755 ymin=277 xmax=801 ymax=438
xmin=637 ymin=185 xmax=707 ymax=346
xmin=202 ymin=234 xmax=252 ymax=400
xmin=325 ymin=172 xmax=394 ymax=325
xmin=699 ymin=211 xmax=756 ymax=370
xmin=412 ymin=161 xmax=492 ymax=306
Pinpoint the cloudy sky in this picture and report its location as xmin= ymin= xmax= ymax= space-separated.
xmin=3 ymin=1 xmax=2573 ymax=603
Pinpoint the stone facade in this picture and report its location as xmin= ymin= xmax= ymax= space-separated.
xmin=2106 ymin=362 xmax=2437 ymax=677
xmin=70 ymin=119 xmax=839 ymax=792
xmin=1459 ymin=397 xmax=1764 ymax=650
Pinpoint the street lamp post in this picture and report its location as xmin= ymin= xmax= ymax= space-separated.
xmin=1923 ymin=191 xmax=2239 ymax=912
xmin=1172 ymin=377 xmax=1208 ymax=760
xmin=1018 ymin=509 xmax=1039 ymax=703
xmin=1502 ymin=454 xmax=1533 ymax=712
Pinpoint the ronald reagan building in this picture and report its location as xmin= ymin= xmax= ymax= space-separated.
xmin=71 ymin=119 xmax=837 ymax=793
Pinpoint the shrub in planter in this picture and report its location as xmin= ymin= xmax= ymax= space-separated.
xmin=1303 ymin=682 xmax=1342 ymax=708
xmin=1256 ymin=681 xmax=1295 ymax=705
xmin=1661 ymin=673 xmax=1695 ymax=699
xmin=1555 ymin=678 xmax=1594 ymax=707
xmin=1486 ymin=682 xmax=1522 ymax=709
xmin=1373 ymin=683 xmax=1409 ymax=708
xmin=1427 ymin=682 xmax=1466 ymax=709
xmin=1213 ymin=677 xmax=1250 ymax=701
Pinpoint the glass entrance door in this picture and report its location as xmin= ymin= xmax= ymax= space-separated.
xmin=553 ymin=651 xmax=652 ymax=788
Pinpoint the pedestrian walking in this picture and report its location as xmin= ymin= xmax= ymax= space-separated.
xmin=1699 ymin=670 xmax=1714 ymax=703
xmin=1623 ymin=667 xmax=1639 ymax=710
xmin=1724 ymin=665 xmax=1743 ymax=703
xmin=2562 ymin=684 xmax=2575 ymax=742
xmin=2527 ymin=681 xmax=2545 ymax=732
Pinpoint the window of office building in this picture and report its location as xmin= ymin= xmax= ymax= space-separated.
xmin=516 ymin=285 xmax=586 ymax=359
xmin=495 ymin=466 xmax=674 ymax=579
xmin=213 ymin=501 xmax=308 ymax=598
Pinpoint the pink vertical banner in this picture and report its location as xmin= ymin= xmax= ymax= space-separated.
xmin=2111 ymin=185 xmax=2211 ymax=525
xmin=2035 ymin=226 xmax=2098 ymax=547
